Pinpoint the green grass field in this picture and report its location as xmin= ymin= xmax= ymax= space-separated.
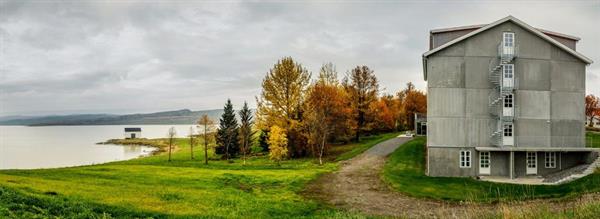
xmin=0 ymin=133 xmax=399 ymax=218
xmin=383 ymin=137 xmax=600 ymax=202
xmin=587 ymin=131 xmax=600 ymax=148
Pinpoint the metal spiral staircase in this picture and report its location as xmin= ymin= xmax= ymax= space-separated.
xmin=489 ymin=43 xmax=518 ymax=147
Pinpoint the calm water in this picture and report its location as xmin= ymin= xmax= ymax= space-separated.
xmin=0 ymin=125 xmax=199 ymax=170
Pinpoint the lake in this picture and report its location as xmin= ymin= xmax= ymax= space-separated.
xmin=0 ymin=125 xmax=200 ymax=170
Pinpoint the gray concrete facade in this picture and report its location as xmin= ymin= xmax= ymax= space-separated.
xmin=423 ymin=17 xmax=592 ymax=179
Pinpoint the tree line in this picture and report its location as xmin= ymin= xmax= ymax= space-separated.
xmin=170 ymin=57 xmax=427 ymax=165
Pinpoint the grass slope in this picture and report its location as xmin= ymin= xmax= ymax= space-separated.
xmin=0 ymin=133 xmax=398 ymax=218
xmin=383 ymin=137 xmax=600 ymax=202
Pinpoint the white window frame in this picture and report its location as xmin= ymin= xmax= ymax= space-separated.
xmin=503 ymin=32 xmax=515 ymax=47
xmin=503 ymin=123 xmax=513 ymax=137
xmin=545 ymin=152 xmax=556 ymax=168
xmin=460 ymin=150 xmax=471 ymax=168
xmin=526 ymin=152 xmax=537 ymax=175
xmin=503 ymin=64 xmax=514 ymax=79
xmin=504 ymin=94 xmax=513 ymax=108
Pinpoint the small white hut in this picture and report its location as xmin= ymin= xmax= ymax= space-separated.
xmin=124 ymin=127 xmax=142 ymax=139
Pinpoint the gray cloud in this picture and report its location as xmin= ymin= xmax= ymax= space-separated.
xmin=1 ymin=0 xmax=599 ymax=116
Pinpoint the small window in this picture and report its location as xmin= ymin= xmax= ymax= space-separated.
xmin=545 ymin=152 xmax=556 ymax=168
xmin=503 ymin=124 xmax=513 ymax=137
xmin=504 ymin=94 xmax=513 ymax=108
xmin=503 ymin=64 xmax=514 ymax=78
xmin=503 ymin=32 xmax=514 ymax=47
xmin=460 ymin=150 xmax=471 ymax=168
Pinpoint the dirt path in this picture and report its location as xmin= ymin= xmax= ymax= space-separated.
xmin=303 ymin=136 xmax=600 ymax=218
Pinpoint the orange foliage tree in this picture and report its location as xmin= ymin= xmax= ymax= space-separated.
xmin=368 ymin=95 xmax=396 ymax=132
xmin=303 ymin=63 xmax=353 ymax=164
xmin=343 ymin=66 xmax=379 ymax=141
xmin=397 ymin=82 xmax=427 ymax=130
xmin=586 ymin=94 xmax=600 ymax=127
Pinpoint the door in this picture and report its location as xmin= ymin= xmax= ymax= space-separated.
xmin=502 ymin=64 xmax=514 ymax=88
xmin=503 ymin=94 xmax=514 ymax=117
xmin=503 ymin=32 xmax=515 ymax=55
xmin=503 ymin=123 xmax=514 ymax=146
xmin=479 ymin=151 xmax=491 ymax=175
xmin=131 ymin=133 xmax=136 ymax=139
xmin=526 ymin=152 xmax=537 ymax=175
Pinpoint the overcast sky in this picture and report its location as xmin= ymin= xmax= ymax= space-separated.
xmin=1 ymin=0 xmax=599 ymax=116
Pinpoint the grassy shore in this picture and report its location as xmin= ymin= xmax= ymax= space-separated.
xmin=383 ymin=137 xmax=600 ymax=203
xmin=0 ymin=133 xmax=399 ymax=218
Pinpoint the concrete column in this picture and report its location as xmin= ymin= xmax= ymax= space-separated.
xmin=509 ymin=151 xmax=514 ymax=179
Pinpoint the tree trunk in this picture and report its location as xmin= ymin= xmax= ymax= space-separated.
xmin=319 ymin=134 xmax=327 ymax=165
xmin=190 ymin=137 xmax=194 ymax=160
xmin=168 ymin=143 xmax=172 ymax=162
xmin=355 ymin=111 xmax=362 ymax=142
xmin=590 ymin=116 xmax=595 ymax=127
xmin=243 ymin=138 xmax=247 ymax=165
xmin=204 ymin=125 xmax=209 ymax=165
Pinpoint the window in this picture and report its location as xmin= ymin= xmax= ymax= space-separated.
xmin=504 ymin=94 xmax=513 ymax=108
xmin=460 ymin=150 xmax=471 ymax=168
xmin=503 ymin=32 xmax=514 ymax=47
xmin=503 ymin=124 xmax=513 ymax=137
xmin=503 ymin=64 xmax=514 ymax=79
xmin=480 ymin=152 xmax=490 ymax=168
xmin=545 ymin=152 xmax=556 ymax=168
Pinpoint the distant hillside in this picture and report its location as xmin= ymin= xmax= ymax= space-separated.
xmin=0 ymin=109 xmax=223 ymax=126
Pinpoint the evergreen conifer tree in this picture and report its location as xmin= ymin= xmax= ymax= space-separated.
xmin=216 ymin=99 xmax=240 ymax=160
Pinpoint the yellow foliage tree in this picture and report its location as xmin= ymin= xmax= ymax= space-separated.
xmin=256 ymin=57 xmax=311 ymax=157
xmin=256 ymin=57 xmax=310 ymax=130
xmin=268 ymin=125 xmax=288 ymax=166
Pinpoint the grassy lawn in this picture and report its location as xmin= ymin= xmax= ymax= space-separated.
xmin=0 ymin=133 xmax=398 ymax=218
xmin=586 ymin=131 xmax=600 ymax=148
xmin=383 ymin=137 xmax=600 ymax=203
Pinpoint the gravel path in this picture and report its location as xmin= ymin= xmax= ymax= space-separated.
xmin=303 ymin=136 xmax=600 ymax=218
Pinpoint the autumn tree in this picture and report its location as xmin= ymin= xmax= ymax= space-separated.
xmin=188 ymin=126 xmax=196 ymax=160
xmin=216 ymin=99 xmax=239 ymax=161
xmin=167 ymin=127 xmax=177 ymax=162
xmin=368 ymin=96 xmax=396 ymax=132
xmin=238 ymin=101 xmax=255 ymax=165
xmin=303 ymin=63 xmax=351 ymax=164
xmin=343 ymin=66 xmax=379 ymax=141
xmin=268 ymin=125 xmax=288 ymax=166
xmin=256 ymin=57 xmax=310 ymax=157
xmin=398 ymin=82 xmax=427 ymax=130
xmin=586 ymin=94 xmax=600 ymax=127
xmin=197 ymin=114 xmax=215 ymax=164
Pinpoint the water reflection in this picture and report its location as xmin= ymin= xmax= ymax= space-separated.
xmin=0 ymin=125 xmax=197 ymax=169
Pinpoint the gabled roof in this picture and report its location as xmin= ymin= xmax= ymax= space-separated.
xmin=422 ymin=16 xmax=593 ymax=80
xmin=430 ymin=24 xmax=581 ymax=41
xmin=124 ymin=127 xmax=142 ymax=132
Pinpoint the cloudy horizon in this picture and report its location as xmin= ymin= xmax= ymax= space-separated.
xmin=1 ymin=0 xmax=599 ymax=116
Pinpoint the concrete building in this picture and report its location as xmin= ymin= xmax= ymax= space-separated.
xmin=414 ymin=113 xmax=427 ymax=136
xmin=422 ymin=16 xmax=598 ymax=179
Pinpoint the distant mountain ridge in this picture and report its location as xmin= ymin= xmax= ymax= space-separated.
xmin=0 ymin=109 xmax=223 ymax=126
